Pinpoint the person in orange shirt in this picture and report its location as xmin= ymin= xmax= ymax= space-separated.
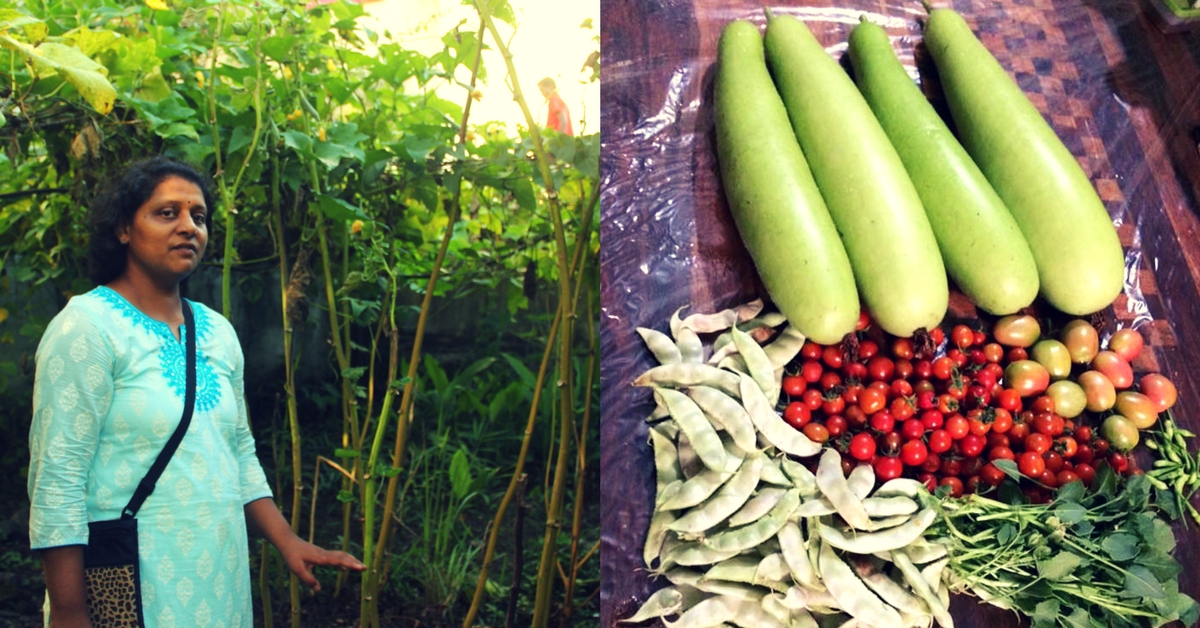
xmin=538 ymin=77 xmax=573 ymax=136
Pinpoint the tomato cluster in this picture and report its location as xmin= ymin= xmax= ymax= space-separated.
xmin=780 ymin=316 xmax=1172 ymax=501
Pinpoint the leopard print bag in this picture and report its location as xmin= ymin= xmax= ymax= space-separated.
xmin=83 ymin=518 xmax=144 ymax=627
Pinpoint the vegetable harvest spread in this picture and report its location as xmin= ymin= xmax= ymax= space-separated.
xmin=624 ymin=7 xmax=1200 ymax=628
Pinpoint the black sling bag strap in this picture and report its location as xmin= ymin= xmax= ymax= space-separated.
xmin=122 ymin=299 xmax=197 ymax=519
xmin=83 ymin=299 xmax=197 ymax=627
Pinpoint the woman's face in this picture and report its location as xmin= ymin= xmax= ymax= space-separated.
xmin=116 ymin=175 xmax=208 ymax=286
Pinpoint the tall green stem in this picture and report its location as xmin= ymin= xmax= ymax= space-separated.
xmin=471 ymin=3 xmax=576 ymax=626
xmin=364 ymin=17 xmax=488 ymax=626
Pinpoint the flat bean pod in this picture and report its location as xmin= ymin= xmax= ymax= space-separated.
xmin=650 ymin=427 xmax=682 ymax=494
xmin=847 ymin=463 xmax=876 ymax=501
xmin=762 ymin=325 xmax=806 ymax=370
xmin=635 ymin=364 xmax=741 ymax=397
xmin=662 ymin=540 xmax=744 ymax=569
xmin=818 ymin=542 xmax=903 ymax=628
xmin=645 ymin=508 xmax=679 ymax=568
xmin=728 ymin=487 xmax=788 ymax=527
xmin=778 ymin=520 xmax=822 ymax=591
xmin=681 ymin=308 xmax=739 ymax=334
xmin=860 ymin=569 xmax=929 ymax=616
xmin=893 ymin=551 xmax=954 ymax=628
xmin=872 ymin=478 xmax=925 ymax=499
xmin=741 ymin=374 xmax=821 ymax=457
xmin=662 ymin=594 xmax=740 ymax=628
xmin=754 ymin=552 xmax=791 ymax=585
xmin=677 ymin=327 xmax=705 ymax=364
xmin=793 ymin=498 xmax=838 ymax=518
xmin=759 ymin=455 xmax=794 ymax=486
xmin=815 ymin=448 xmax=873 ymax=530
xmin=818 ymin=509 xmax=937 ymax=554
xmin=659 ymin=464 xmax=738 ymax=511
xmin=669 ymin=453 xmax=764 ymax=535
xmin=862 ymin=496 xmax=919 ymax=518
xmin=619 ymin=586 xmax=684 ymax=624
xmin=656 ymin=387 xmax=732 ymax=472
xmin=704 ymin=489 xmax=801 ymax=553
xmin=920 ymin=557 xmax=949 ymax=592
xmin=703 ymin=555 xmax=764 ymax=585
xmin=780 ymin=456 xmax=820 ymax=498
xmin=639 ymin=326 xmax=683 ymax=365
xmin=731 ymin=326 xmax=780 ymax=406
xmin=688 ymin=385 xmax=759 ymax=455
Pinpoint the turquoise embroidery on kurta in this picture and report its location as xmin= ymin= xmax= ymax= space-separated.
xmin=94 ymin=287 xmax=222 ymax=412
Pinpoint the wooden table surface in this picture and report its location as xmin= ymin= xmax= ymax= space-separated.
xmin=598 ymin=0 xmax=1200 ymax=626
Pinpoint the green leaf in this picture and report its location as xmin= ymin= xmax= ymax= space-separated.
xmin=1134 ymin=514 xmax=1175 ymax=553
xmin=157 ymin=122 xmax=199 ymax=141
xmin=1062 ymin=608 xmax=1091 ymax=628
xmin=501 ymin=352 xmax=537 ymax=389
xmin=317 ymin=195 xmax=367 ymax=221
xmin=262 ymin=35 xmax=298 ymax=62
xmin=993 ymin=458 xmax=1022 ymax=481
xmin=546 ymin=132 xmax=575 ymax=162
xmin=282 ymin=130 xmax=313 ymax=155
xmin=1101 ymin=533 xmax=1140 ymax=561
xmin=1178 ymin=593 xmax=1200 ymax=626
xmin=1031 ymin=599 xmax=1059 ymax=627
xmin=511 ymin=178 xmax=536 ymax=212
xmin=996 ymin=523 xmax=1016 ymax=546
xmin=1054 ymin=501 xmax=1087 ymax=525
xmin=1037 ymin=552 xmax=1084 ymax=581
xmin=1122 ymin=564 xmax=1165 ymax=599
xmin=1055 ymin=479 xmax=1085 ymax=504
xmin=1135 ymin=551 xmax=1182 ymax=581
xmin=1 ymin=37 xmax=116 ymax=114
xmin=449 ymin=447 xmax=471 ymax=499
xmin=334 ymin=448 xmax=360 ymax=459
xmin=1155 ymin=487 xmax=1180 ymax=520
xmin=336 ymin=489 xmax=356 ymax=503
xmin=227 ymin=125 xmax=253 ymax=154
xmin=341 ymin=366 xmax=367 ymax=382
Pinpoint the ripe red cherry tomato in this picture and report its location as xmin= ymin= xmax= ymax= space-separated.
xmin=820 ymin=371 xmax=842 ymax=392
xmin=983 ymin=343 xmax=1004 ymax=363
xmin=802 ymin=423 xmax=829 ymax=444
xmin=913 ymin=360 xmax=933 ymax=380
xmin=867 ymin=356 xmax=895 ymax=382
xmin=1025 ymin=432 xmax=1052 ymax=455
xmin=825 ymin=415 xmax=848 ymax=438
xmin=850 ymin=433 xmax=876 ymax=461
xmin=901 ymin=418 xmax=926 ymax=441
xmin=981 ymin=463 xmax=1006 ymax=486
xmin=991 ymin=409 xmax=1013 ymax=434
xmin=894 ymin=359 xmax=914 ymax=380
xmin=857 ymin=339 xmax=879 ymax=360
xmin=1018 ymin=451 xmax=1046 ymax=478
xmin=920 ymin=409 xmax=944 ymax=431
xmin=945 ymin=414 xmax=969 ymax=440
xmin=988 ymin=446 xmax=1015 ymax=462
xmin=1033 ymin=412 xmax=1065 ymax=437
xmin=800 ymin=360 xmax=823 ymax=383
xmin=997 ymin=389 xmax=1023 ymax=412
xmin=928 ymin=429 xmax=952 ymax=454
xmin=1074 ymin=463 xmax=1096 ymax=485
xmin=859 ymin=387 xmax=888 ymax=415
xmin=873 ymin=456 xmax=903 ymax=481
xmin=784 ymin=402 xmax=811 ymax=429
xmin=901 ymin=440 xmax=929 ymax=467
xmin=783 ymin=374 xmax=807 ymax=397
xmin=823 ymin=345 xmax=845 ymax=369
xmin=951 ymin=324 xmax=975 ymax=349
xmin=801 ymin=341 xmax=823 ymax=360
xmin=869 ymin=410 xmax=895 ymax=434
xmin=931 ymin=357 xmax=954 ymax=380
xmin=802 ymin=389 xmax=824 ymax=411
xmin=891 ymin=397 xmax=917 ymax=422
xmin=939 ymin=477 xmax=964 ymax=497
xmin=892 ymin=338 xmax=915 ymax=360
xmin=959 ymin=433 xmax=986 ymax=458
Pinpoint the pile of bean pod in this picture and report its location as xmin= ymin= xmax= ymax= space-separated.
xmin=626 ymin=302 xmax=955 ymax=628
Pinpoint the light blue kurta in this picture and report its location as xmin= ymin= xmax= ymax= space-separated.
xmin=28 ymin=286 xmax=273 ymax=628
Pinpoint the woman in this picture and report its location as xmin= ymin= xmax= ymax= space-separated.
xmin=27 ymin=157 xmax=364 ymax=627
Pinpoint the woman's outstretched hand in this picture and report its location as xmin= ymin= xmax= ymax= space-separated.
xmin=244 ymin=497 xmax=366 ymax=592
xmin=276 ymin=536 xmax=367 ymax=592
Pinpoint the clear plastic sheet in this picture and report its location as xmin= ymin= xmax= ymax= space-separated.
xmin=599 ymin=0 xmax=1200 ymax=625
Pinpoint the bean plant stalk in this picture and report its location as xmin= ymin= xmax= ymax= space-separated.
xmin=468 ymin=3 xmax=586 ymax=625
xmin=361 ymin=19 xmax=490 ymax=627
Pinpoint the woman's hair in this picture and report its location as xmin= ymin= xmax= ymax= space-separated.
xmin=538 ymin=77 xmax=556 ymax=90
xmin=87 ymin=156 xmax=216 ymax=286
